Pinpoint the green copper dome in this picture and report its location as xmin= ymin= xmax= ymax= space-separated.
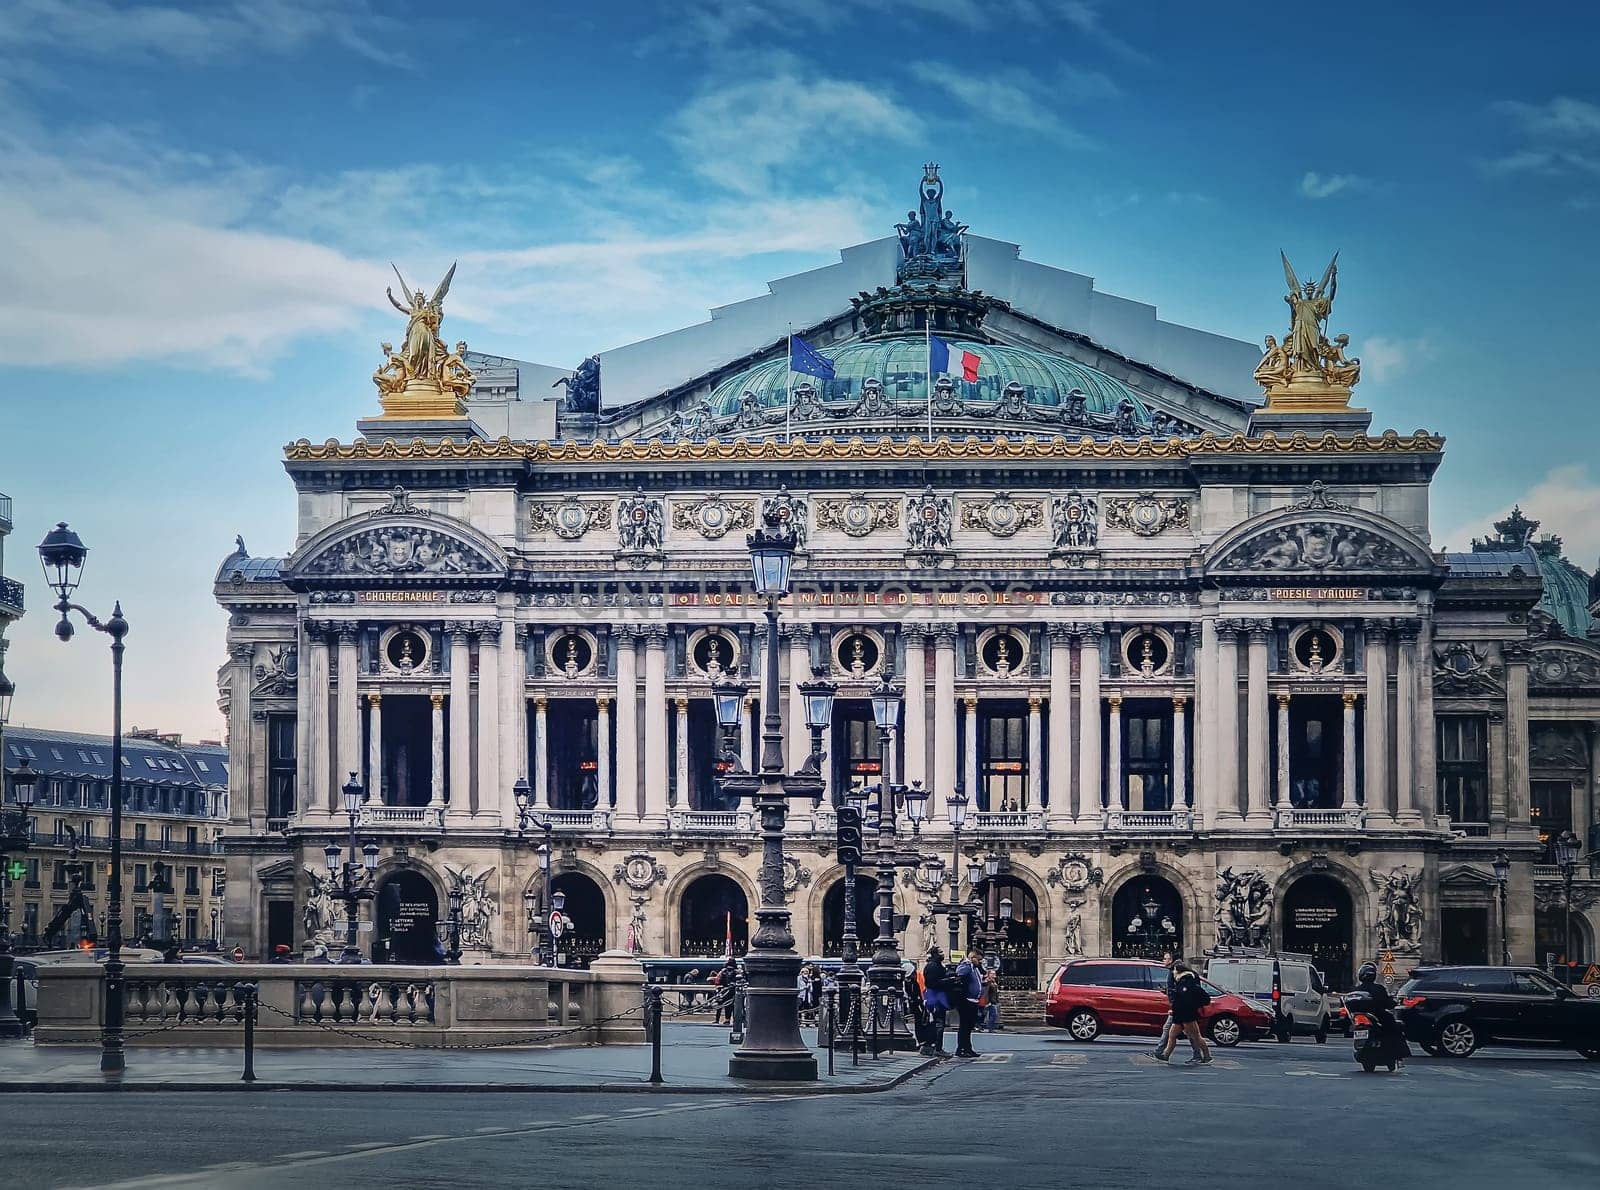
xmin=707 ymin=335 xmax=1152 ymax=426
xmin=1533 ymin=547 xmax=1595 ymax=638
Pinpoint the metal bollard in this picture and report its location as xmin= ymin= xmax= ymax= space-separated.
xmin=730 ymin=976 xmax=747 ymax=1045
xmin=645 ymin=985 xmax=664 ymax=1086
xmin=234 ymin=981 xmax=258 ymax=1084
xmin=887 ymin=989 xmax=897 ymax=1055
xmin=851 ymin=985 xmax=861 ymax=1068
xmin=870 ymin=986 xmax=880 ymax=1059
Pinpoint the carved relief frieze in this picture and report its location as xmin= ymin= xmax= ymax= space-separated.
xmin=960 ymin=492 xmax=1044 ymax=538
xmin=616 ymin=489 xmax=665 ymax=553
xmin=1432 ymin=642 xmax=1504 ymax=697
xmin=302 ymin=526 xmax=496 ymax=577
xmin=761 ymin=486 xmax=809 ymax=549
xmin=1050 ymin=492 xmax=1099 ymax=550
xmin=528 ymin=495 xmax=613 ymax=541
xmin=1103 ymin=493 xmax=1190 ymax=538
xmin=815 ymin=494 xmax=899 ymax=538
xmin=671 ymin=495 xmax=757 ymax=541
xmin=1217 ymin=523 xmax=1413 ymax=572
xmin=905 ymin=487 xmax=953 ymax=552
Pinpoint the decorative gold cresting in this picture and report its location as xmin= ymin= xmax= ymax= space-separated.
xmin=286 ymin=429 xmax=1443 ymax=463
xmin=1255 ymin=252 xmax=1364 ymax=414
xmin=373 ymin=262 xmax=475 ymax=419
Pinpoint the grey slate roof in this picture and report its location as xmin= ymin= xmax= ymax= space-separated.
xmin=1441 ymin=549 xmax=1537 ymax=578
xmin=4 ymin=725 xmax=227 ymax=790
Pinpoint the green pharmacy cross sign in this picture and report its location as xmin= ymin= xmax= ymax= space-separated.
xmin=3 ymin=861 xmax=24 ymax=881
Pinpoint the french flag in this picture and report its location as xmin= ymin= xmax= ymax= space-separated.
xmin=930 ymin=334 xmax=981 ymax=382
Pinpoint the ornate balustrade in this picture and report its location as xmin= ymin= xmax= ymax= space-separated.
xmin=358 ymin=805 xmax=445 ymax=832
xmin=544 ymin=808 xmax=613 ymax=832
xmin=34 ymin=953 xmax=648 ymax=1047
xmin=1273 ymin=807 xmax=1365 ymax=831
xmin=972 ymin=809 xmax=1047 ymax=832
xmin=1104 ymin=808 xmax=1194 ymax=832
xmin=667 ymin=809 xmax=752 ymax=833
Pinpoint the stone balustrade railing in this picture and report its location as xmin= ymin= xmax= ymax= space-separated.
xmin=1104 ymin=808 xmax=1194 ymax=832
xmin=544 ymin=808 xmax=613 ymax=831
xmin=33 ymin=952 xmax=648 ymax=1048
xmin=668 ymin=809 xmax=752 ymax=833
xmin=358 ymin=805 xmax=446 ymax=832
xmin=972 ymin=809 xmax=1047 ymax=832
xmin=1273 ymin=807 xmax=1366 ymax=831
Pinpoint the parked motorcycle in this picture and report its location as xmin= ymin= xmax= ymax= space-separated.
xmin=1345 ymin=989 xmax=1405 ymax=1073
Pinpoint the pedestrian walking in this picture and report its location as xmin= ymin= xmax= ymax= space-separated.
xmin=953 ymin=947 xmax=984 ymax=1057
xmin=921 ymin=947 xmax=951 ymax=1056
xmin=682 ymin=967 xmax=703 ymax=1012
xmin=903 ymin=960 xmax=928 ymax=1049
xmin=713 ymin=956 xmax=738 ymax=1025
xmin=1152 ymin=949 xmax=1177 ymax=1058
xmin=1156 ymin=960 xmax=1213 ymax=1065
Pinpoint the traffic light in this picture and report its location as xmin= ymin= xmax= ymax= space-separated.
xmin=836 ymin=805 xmax=862 ymax=866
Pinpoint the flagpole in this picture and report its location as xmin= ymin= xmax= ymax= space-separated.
xmin=786 ymin=326 xmax=793 ymax=445
xmin=925 ymin=311 xmax=933 ymax=442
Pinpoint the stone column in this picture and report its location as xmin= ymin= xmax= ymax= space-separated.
xmin=903 ymin=628 xmax=928 ymax=790
xmin=1077 ymin=630 xmax=1102 ymax=823
xmin=674 ymin=696 xmax=690 ymax=809
xmin=595 ymin=695 xmax=612 ymax=812
xmin=533 ymin=696 xmax=550 ymax=808
xmin=227 ymin=645 xmax=255 ymax=828
xmin=642 ymin=628 xmax=669 ymax=825
xmin=335 ymin=629 xmax=360 ymax=794
xmin=1245 ymin=624 xmax=1272 ymax=824
xmin=1275 ymin=694 xmax=1292 ymax=812
xmin=963 ymin=695 xmax=980 ymax=809
xmin=366 ymin=691 xmax=383 ymax=805
xmin=476 ymin=624 xmax=501 ymax=821
xmin=448 ymin=629 xmax=470 ymax=814
xmin=1105 ymin=693 xmax=1124 ymax=813
xmin=295 ymin=627 xmax=313 ymax=820
xmin=1027 ymin=694 xmax=1043 ymax=810
xmin=512 ymin=626 xmax=531 ymax=789
xmin=429 ymin=693 xmax=445 ymax=806
xmin=1196 ymin=617 xmax=1218 ymax=826
xmin=1171 ymin=695 xmax=1188 ymax=810
xmin=1505 ymin=644 xmax=1530 ymax=826
xmin=308 ymin=627 xmax=332 ymax=813
xmin=1364 ymin=628 xmax=1390 ymax=820
xmin=740 ymin=695 xmax=756 ymax=773
xmin=1341 ymin=691 xmax=1359 ymax=809
xmin=787 ymin=628 xmax=809 ymax=775
xmin=500 ymin=619 xmax=522 ymax=814
xmin=1047 ymin=626 xmax=1074 ymax=829
xmin=1415 ymin=610 xmax=1438 ymax=826
xmin=1214 ymin=622 xmax=1242 ymax=824
xmin=932 ymin=626 xmax=958 ymax=821
xmin=1394 ymin=625 xmax=1419 ymax=823
xmin=614 ymin=629 xmax=640 ymax=824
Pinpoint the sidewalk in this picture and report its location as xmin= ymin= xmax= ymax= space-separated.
xmin=0 ymin=1022 xmax=932 ymax=1095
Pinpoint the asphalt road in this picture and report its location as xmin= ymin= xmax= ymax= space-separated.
xmin=5 ymin=1031 xmax=1597 ymax=1189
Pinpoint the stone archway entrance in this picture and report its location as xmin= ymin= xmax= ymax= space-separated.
xmin=551 ymin=872 xmax=607 ymax=969
xmin=1282 ymin=874 xmax=1356 ymax=990
xmin=968 ymin=876 xmax=1041 ymax=988
xmin=1112 ymin=877 xmax=1184 ymax=959
xmin=678 ymin=874 xmax=748 ymax=958
xmin=375 ymin=869 xmax=438 ymax=964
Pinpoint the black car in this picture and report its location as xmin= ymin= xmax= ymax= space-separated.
xmin=1397 ymin=965 xmax=1600 ymax=1059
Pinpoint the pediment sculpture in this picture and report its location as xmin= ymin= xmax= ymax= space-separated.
xmin=1215 ymin=520 xmax=1415 ymax=573
xmin=1529 ymin=644 xmax=1600 ymax=690
xmin=301 ymin=525 xmax=499 ymax=577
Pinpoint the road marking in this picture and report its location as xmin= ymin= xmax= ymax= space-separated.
xmin=473 ymin=1126 xmax=516 ymax=1134
xmin=973 ymin=1053 xmax=1012 ymax=1063
xmin=572 ymin=1113 xmax=610 ymax=1121
xmin=1285 ymin=1070 xmax=1346 ymax=1078
xmin=408 ymin=1136 xmax=449 ymax=1142
xmin=275 ymin=1152 xmax=329 ymax=1160
xmin=345 ymin=1142 xmax=391 ymax=1151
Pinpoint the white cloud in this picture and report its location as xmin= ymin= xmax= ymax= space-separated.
xmin=909 ymin=63 xmax=1094 ymax=148
xmin=1054 ymin=0 xmax=1150 ymax=64
xmin=1360 ymin=336 xmax=1435 ymax=383
xmin=1483 ymin=96 xmax=1600 ymax=192
xmin=1440 ymin=464 xmax=1600 ymax=564
xmin=671 ymin=71 xmax=922 ymax=195
xmin=1492 ymin=97 xmax=1600 ymax=142
xmin=0 ymin=0 xmax=403 ymax=66
xmin=1300 ymin=171 xmax=1371 ymax=199
xmin=1480 ymin=149 xmax=1600 ymax=178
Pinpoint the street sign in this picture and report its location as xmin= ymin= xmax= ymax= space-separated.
xmin=548 ymin=910 xmax=567 ymax=938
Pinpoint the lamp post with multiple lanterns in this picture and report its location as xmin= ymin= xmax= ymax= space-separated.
xmin=1492 ymin=849 xmax=1512 ymax=966
xmin=37 ymin=522 xmax=129 ymax=1074
xmin=514 ymin=778 xmax=563 ymax=967
xmin=324 ymin=774 xmax=379 ymax=964
xmin=710 ymin=505 xmax=824 ymax=1081
xmin=1555 ymin=830 xmax=1581 ymax=970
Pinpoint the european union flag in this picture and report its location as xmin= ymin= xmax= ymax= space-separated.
xmin=789 ymin=334 xmax=835 ymax=380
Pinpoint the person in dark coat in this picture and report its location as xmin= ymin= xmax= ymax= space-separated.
xmin=921 ymin=948 xmax=950 ymax=1057
xmin=1156 ymin=961 xmax=1213 ymax=1065
xmin=952 ymin=948 xmax=984 ymax=1057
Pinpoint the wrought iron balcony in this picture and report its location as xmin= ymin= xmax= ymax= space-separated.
xmin=1273 ymin=807 xmax=1366 ymax=831
xmin=1104 ymin=808 xmax=1195 ymax=832
xmin=0 ymin=575 xmax=23 ymax=618
xmin=667 ymin=809 xmax=753 ymax=833
xmin=357 ymin=805 xmax=444 ymax=832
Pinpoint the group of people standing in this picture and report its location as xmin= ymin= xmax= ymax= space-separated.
xmin=908 ymin=946 xmax=1001 ymax=1058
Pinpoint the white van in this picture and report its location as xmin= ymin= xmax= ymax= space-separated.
xmin=1204 ymin=951 xmax=1333 ymax=1042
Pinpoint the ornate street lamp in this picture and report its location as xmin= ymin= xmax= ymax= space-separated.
xmin=0 ymin=759 xmax=37 ymax=1038
xmin=38 ymin=522 xmax=129 ymax=1074
xmin=1492 ymin=850 xmax=1511 ymax=966
xmin=797 ymin=673 xmax=837 ymax=776
xmin=928 ymin=789 xmax=975 ymax=957
xmin=716 ymin=504 xmax=823 ymax=1081
xmin=864 ymin=676 xmax=910 ymax=1018
xmin=445 ymin=883 xmax=465 ymax=965
xmin=326 ymin=773 xmax=377 ymax=964
xmin=514 ymin=776 xmax=555 ymax=966
xmin=1556 ymin=830 xmax=1581 ymax=969
xmin=712 ymin=677 xmax=749 ymax=772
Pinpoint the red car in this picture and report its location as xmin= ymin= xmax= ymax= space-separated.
xmin=1045 ymin=958 xmax=1274 ymax=1047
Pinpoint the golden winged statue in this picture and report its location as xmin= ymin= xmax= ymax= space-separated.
xmin=1257 ymin=252 xmax=1360 ymax=403
xmin=374 ymin=262 xmax=474 ymax=416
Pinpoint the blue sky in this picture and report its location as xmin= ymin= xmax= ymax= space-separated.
xmin=2 ymin=0 xmax=1597 ymax=740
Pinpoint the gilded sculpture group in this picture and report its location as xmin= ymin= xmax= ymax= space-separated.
xmin=1255 ymin=252 xmax=1363 ymax=396
xmin=374 ymin=262 xmax=476 ymax=406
